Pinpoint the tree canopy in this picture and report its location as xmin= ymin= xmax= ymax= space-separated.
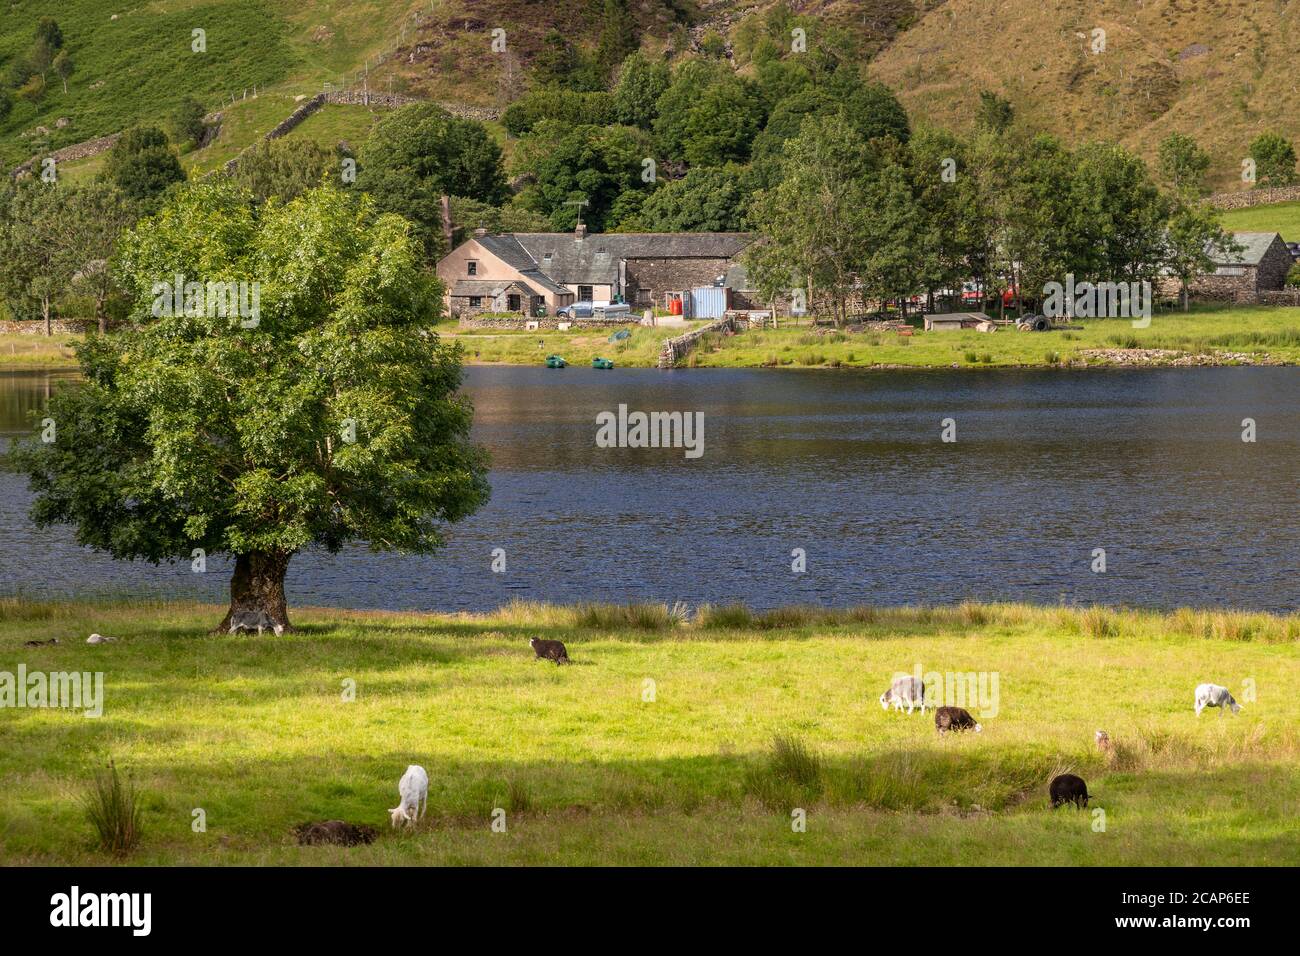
xmin=15 ymin=183 xmax=490 ymax=630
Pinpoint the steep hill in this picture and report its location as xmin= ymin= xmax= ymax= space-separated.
xmin=868 ymin=0 xmax=1300 ymax=191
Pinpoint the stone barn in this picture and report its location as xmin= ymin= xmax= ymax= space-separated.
xmin=1170 ymin=231 xmax=1292 ymax=303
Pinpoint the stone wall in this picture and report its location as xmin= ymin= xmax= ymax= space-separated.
xmin=1205 ymin=185 xmax=1300 ymax=210
xmin=10 ymin=132 xmax=122 ymax=179
xmin=0 ymin=318 xmax=96 ymax=334
xmin=323 ymin=90 xmax=499 ymax=120
xmin=458 ymin=314 xmax=632 ymax=330
xmin=222 ymin=94 xmax=327 ymax=173
xmin=1257 ymin=289 xmax=1300 ymax=305
xmin=658 ymin=317 xmax=735 ymax=368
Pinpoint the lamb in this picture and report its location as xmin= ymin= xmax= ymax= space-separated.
xmin=1049 ymin=773 xmax=1090 ymax=809
xmin=530 ymin=637 xmax=570 ymax=665
xmin=85 ymin=633 xmax=116 ymax=645
xmin=934 ymin=705 xmax=982 ymax=735
xmin=388 ymin=764 xmax=429 ymax=829
xmin=227 ymin=609 xmax=284 ymax=637
xmin=879 ymin=675 xmax=927 ymax=714
xmin=1194 ymin=683 xmax=1240 ymax=717
xmin=1095 ymin=730 xmax=1111 ymax=752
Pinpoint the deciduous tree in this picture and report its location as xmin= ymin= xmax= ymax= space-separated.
xmin=16 ymin=183 xmax=490 ymax=633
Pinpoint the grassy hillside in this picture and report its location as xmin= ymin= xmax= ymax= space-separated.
xmin=0 ymin=1 xmax=420 ymax=170
xmin=1 ymin=598 xmax=1296 ymax=865
xmin=870 ymin=0 xmax=1300 ymax=192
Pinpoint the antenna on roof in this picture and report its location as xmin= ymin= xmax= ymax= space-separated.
xmin=564 ymin=198 xmax=590 ymax=228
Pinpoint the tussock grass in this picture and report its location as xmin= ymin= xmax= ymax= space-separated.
xmin=81 ymin=760 xmax=142 ymax=858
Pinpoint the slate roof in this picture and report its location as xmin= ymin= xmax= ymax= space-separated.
xmin=448 ymin=278 xmax=541 ymax=298
xmin=1209 ymin=232 xmax=1282 ymax=266
xmin=473 ymin=232 xmax=755 ymax=286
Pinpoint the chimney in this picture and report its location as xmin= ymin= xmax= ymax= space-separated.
xmin=575 ymin=222 xmax=587 ymax=240
xmin=474 ymin=227 xmax=488 ymax=238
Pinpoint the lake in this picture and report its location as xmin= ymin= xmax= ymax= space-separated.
xmin=1 ymin=365 xmax=1296 ymax=613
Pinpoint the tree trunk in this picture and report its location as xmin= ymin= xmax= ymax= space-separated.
xmin=215 ymin=551 xmax=293 ymax=634
xmin=43 ymin=298 xmax=52 ymax=337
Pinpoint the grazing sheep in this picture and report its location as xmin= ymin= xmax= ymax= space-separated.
xmin=388 ymin=764 xmax=429 ymax=829
xmin=1095 ymin=730 xmax=1111 ymax=752
xmin=86 ymin=633 xmax=116 ymax=645
xmin=530 ymin=637 xmax=570 ymax=665
xmin=294 ymin=820 xmax=378 ymax=846
xmin=879 ymin=675 xmax=927 ymax=714
xmin=23 ymin=638 xmax=60 ymax=647
xmin=934 ymin=706 xmax=982 ymax=735
xmin=1049 ymin=773 xmax=1090 ymax=809
xmin=227 ymin=609 xmax=284 ymax=637
xmin=1194 ymin=683 xmax=1240 ymax=717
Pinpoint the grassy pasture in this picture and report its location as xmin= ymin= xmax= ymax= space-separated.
xmin=1218 ymin=201 xmax=1300 ymax=242
xmin=1 ymin=599 xmax=1296 ymax=865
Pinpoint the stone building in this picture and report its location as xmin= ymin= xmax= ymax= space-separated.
xmin=436 ymin=225 xmax=757 ymax=318
xmin=1165 ymin=231 xmax=1292 ymax=303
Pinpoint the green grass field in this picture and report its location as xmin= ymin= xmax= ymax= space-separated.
xmin=1219 ymin=201 xmax=1300 ymax=241
xmin=2 ymin=599 xmax=1296 ymax=865
xmin=684 ymin=306 xmax=1300 ymax=369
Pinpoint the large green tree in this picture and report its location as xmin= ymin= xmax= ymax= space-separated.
xmin=15 ymin=184 xmax=490 ymax=631
xmin=358 ymin=103 xmax=507 ymax=260
xmin=746 ymin=115 xmax=874 ymax=325
xmin=611 ymin=52 xmax=671 ymax=129
xmin=227 ymin=137 xmax=342 ymax=205
xmin=624 ymin=164 xmax=755 ymax=232
xmin=1248 ymin=132 xmax=1297 ymax=188
xmin=512 ymin=120 xmax=654 ymax=231
xmin=0 ymin=181 xmax=84 ymax=335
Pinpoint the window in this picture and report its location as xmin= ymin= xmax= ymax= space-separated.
xmin=507 ymin=294 xmax=521 ymax=312
xmin=578 ymin=285 xmax=593 ymax=301
xmin=468 ymin=296 xmax=482 ymax=307
xmin=467 ymin=261 xmax=478 ymax=276
xmin=1215 ymin=266 xmax=1246 ymax=276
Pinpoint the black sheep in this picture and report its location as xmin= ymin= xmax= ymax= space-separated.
xmin=934 ymin=705 xmax=982 ymax=735
xmin=530 ymin=637 xmax=570 ymax=665
xmin=1049 ymin=773 xmax=1090 ymax=809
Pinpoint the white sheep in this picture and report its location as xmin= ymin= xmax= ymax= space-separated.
xmin=388 ymin=764 xmax=429 ymax=828
xmin=879 ymin=675 xmax=927 ymax=714
xmin=1194 ymin=683 xmax=1241 ymax=717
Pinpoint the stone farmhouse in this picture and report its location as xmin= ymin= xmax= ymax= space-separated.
xmin=436 ymin=224 xmax=758 ymax=319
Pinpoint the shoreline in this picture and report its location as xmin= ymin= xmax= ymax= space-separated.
xmin=3 ymin=351 xmax=1292 ymax=374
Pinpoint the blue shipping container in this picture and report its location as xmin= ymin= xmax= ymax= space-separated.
xmin=689 ymin=286 xmax=728 ymax=319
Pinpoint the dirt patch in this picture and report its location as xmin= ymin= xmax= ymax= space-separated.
xmin=293 ymin=820 xmax=378 ymax=846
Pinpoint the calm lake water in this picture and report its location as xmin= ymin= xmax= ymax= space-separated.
xmin=0 ymin=366 xmax=1296 ymax=613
